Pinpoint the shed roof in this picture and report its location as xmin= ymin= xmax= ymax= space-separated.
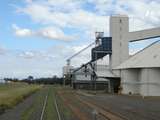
xmin=96 ymin=70 xmax=118 ymax=78
xmin=115 ymin=41 xmax=160 ymax=69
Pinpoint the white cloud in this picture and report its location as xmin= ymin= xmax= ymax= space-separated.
xmin=37 ymin=27 xmax=74 ymax=41
xmin=16 ymin=1 xmax=109 ymax=34
xmin=110 ymin=0 xmax=156 ymax=31
xmin=16 ymin=0 xmax=160 ymax=38
xmin=87 ymin=0 xmax=160 ymax=31
xmin=18 ymin=50 xmax=56 ymax=61
xmin=13 ymin=24 xmax=74 ymax=41
xmin=12 ymin=24 xmax=32 ymax=37
xmin=19 ymin=51 xmax=35 ymax=59
xmin=47 ymin=0 xmax=82 ymax=12
xmin=0 ymin=43 xmax=93 ymax=78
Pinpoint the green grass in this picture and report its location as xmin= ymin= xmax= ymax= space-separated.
xmin=22 ymin=85 xmax=59 ymax=120
xmin=22 ymin=85 xmax=73 ymax=120
xmin=0 ymin=83 xmax=41 ymax=112
xmin=55 ymin=87 xmax=73 ymax=120
xmin=43 ymin=86 xmax=58 ymax=120
xmin=56 ymin=95 xmax=73 ymax=119
xmin=21 ymin=87 xmax=46 ymax=120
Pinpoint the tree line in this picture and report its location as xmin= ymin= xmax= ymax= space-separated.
xmin=4 ymin=75 xmax=63 ymax=85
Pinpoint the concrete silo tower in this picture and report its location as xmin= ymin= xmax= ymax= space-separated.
xmin=110 ymin=15 xmax=129 ymax=70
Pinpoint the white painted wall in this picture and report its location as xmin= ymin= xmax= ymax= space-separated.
xmin=121 ymin=69 xmax=140 ymax=94
xmin=121 ymin=68 xmax=160 ymax=96
xmin=140 ymin=68 xmax=160 ymax=96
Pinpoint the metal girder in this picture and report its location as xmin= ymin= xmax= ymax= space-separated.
xmin=128 ymin=27 xmax=160 ymax=42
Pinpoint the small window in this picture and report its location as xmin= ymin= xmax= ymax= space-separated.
xmin=120 ymin=19 xmax=122 ymax=23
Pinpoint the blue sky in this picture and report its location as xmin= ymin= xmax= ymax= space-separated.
xmin=0 ymin=0 xmax=160 ymax=78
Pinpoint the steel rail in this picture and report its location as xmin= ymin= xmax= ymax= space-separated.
xmin=40 ymin=91 xmax=48 ymax=120
xmin=75 ymin=93 xmax=128 ymax=120
xmin=54 ymin=94 xmax=62 ymax=120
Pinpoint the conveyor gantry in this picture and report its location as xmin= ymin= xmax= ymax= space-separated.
xmin=91 ymin=37 xmax=112 ymax=62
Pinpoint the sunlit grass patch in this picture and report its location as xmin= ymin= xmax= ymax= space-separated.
xmin=0 ymin=83 xmax=42 ymax=113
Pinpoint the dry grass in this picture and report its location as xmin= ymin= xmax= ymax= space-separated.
xmin=0 ymin=83 xmax=42 ymax=112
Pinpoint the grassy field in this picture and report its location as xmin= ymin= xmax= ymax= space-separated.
xmin=0 ymin=82 xmax=41 ymax=112
xmin=21 ymin=86 xmax=47 ymax=120
xmin=0 ymin=84 xmax=74 ymax=120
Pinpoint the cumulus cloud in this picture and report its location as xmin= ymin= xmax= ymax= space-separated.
xmin=15 ymin=0 xmax=160 ymax=38
xmin=12 ymin=24 xmax=75 ymax=41
xmin=16 ymin=1 xmax=109 ymax=34
xmin=12 ymin=24 xmax=32 ymax=37
xmin=37 ymin=27 xmax=74 ymax=41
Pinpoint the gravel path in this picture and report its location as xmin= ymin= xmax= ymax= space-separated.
xmin=78 ymin=93 xmax=160 ymax=120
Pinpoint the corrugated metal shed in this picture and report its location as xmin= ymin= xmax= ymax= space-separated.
xmin=96 ymin=70 xmax=117 ymax=78
xmin=96 ymin=65 xmax=118 ymax=78
xmin=73 ymin=64 xmax=118 ymax=79
xmin=115 ymin=41 xmax=160 ymax=69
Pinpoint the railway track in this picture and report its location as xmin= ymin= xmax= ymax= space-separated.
xmin=40 ymin=86 xmax=63 ymax=120
xmin=58 ymin=89 xmax=128 ymax=120
xmin=54 ymin=94 xmax=62 ymax=120
xmin=56 ymin=88 xmax=158 ymax=120
xmin=75 ymin=91 xmax=160 ymax=120
xmin=57 ymin=90 xmax=92 ymax=120
xmin=75 ymin=94 xmax=128 ymax=120
xmin=42 ymin=87 xmax=122 ymax=120
xmin=40 ymin=92 xmax=48 ymax=120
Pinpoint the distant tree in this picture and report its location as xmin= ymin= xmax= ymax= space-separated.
xmin=21 ymin=75 xmax=63 ymax=85
xmin=4 ymin=78 xmax=11 ymax=83
xmin=3 ymin=78 xmax=19 ymax=83
xmin=53 ymin=75 xmax=57 ymax=79
xmin=28 ymin=76 xmax=34 ymax=81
